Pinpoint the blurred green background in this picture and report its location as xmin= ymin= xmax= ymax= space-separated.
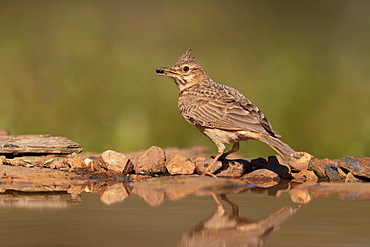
xmin=0 ymin=0 xmax=369 ymax=158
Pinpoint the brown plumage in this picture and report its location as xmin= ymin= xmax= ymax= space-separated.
xmin=156 ymin=48 xmax=297 ymax=174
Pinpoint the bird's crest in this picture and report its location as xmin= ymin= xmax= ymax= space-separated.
xmin=175 ymin=48 xmax=195 ymax=65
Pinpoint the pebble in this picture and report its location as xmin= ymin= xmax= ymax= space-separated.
xmin=101 ymin=150 xmax=133 ymax=174
xmin=165 ymin=153 xmax=195 ymax=175
xmin=133 ymin=146 xmax=166 ymax=174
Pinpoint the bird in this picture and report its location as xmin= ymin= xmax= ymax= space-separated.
xmin=155 ymin=48 xmax=298 ymax=175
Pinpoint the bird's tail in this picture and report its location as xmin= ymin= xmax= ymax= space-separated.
xmin=260 ymin=135 xmax=298 ymax=160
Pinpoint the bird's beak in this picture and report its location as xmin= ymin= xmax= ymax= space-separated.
xmin=155 ymin=67 xmax=178 ymax=77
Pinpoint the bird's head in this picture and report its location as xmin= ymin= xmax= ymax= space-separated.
xmin=156 ymin=48 xmax=207 ymax=91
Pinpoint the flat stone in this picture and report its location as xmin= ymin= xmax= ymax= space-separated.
xmin=339 ymin=157 xmax=370 ymax=179
xmin=165 ymin=153 xmax=195 ymax=175
xmin=242 ymin=169 xmax=281 ymax=187
xmin=0 ymin=135 xmax=82 ymax=155
xmin=133 ymin=146 xmax=166 ymax=174
xmin=101 ymin=150 xmax=133 ymax=174
xmin=288 ymin=152 xmax=312 ymax=171
xmin=216 ymin=159 xmax=251 ymax=178
xmin=193 ymin=156 xmax=222 ymax=174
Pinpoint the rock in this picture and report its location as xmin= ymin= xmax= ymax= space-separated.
xmin=216 ymin=159 xmax=251 ymax=178
xmin=193 ymin=156 xmax=222 ymax=174
xmin=250 ymin=157 xmax=267 ymax=169
xmin=266 ymin=156 xmax=291 ymax=179
xmin=242 ymin=169 xmax=281 ymax=187
xmin=83 ymin=156 xmax=104 ymax=172
xmin=165 ymin=153 xmax=195 ymax=175
xmin=65 ymin=158 xmax=86 ymax=171
xmin=325 ymin=165 xmax=342 ymax=182
xmin=339 ymin=157 xmax=370 ymax=179
xmin=292 ymin=170 xmax=318 ymax=183
xmin=344 ymin=172 xmax=361 ymax=183
xmin=101 ymin=150 xmax=133 ymax=174
xmin=308 ymin=158 xmax=341 ymax=181
xmin=133 ymin=146 xmax=166 ymax=174
xmin=0 ymin=155 xmax=5 ymax=165
xmin=288 ymin=152 xmax=312 ymax=171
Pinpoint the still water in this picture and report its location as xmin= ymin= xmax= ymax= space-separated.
xmin=0 ymin=177 xmax=369 ymax=247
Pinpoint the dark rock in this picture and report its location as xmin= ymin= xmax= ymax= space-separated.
xmin=250 ymin=157 xmax=267 ymax=169
xmin=339 ymin=157 xmax=370 ymax=179
xmin=165 ymin=153 xmax=195 ymax=175
xmin=309 ymin=158 xmax=341 ymax=181
xmin=265 ymin=156 xmax=291 ymax=180
xmin=133 ymin=146 xmax=166 ymax=174
xmin=325 ymin=165 xmax=342 ymax=182
xmin=193 ymin=156 xmax=222 ymax=174
xmin=101 ymin=150 xmax=133 ymax=174
xmin=215 ymin=159 xmax=251 ymax=177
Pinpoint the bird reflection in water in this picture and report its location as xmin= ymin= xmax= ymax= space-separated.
xmin=178 ymin=194 xmax=299 ymax=247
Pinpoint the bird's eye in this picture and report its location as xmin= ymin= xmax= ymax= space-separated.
xmin=183 ymin=66 xmax=190 ymax=72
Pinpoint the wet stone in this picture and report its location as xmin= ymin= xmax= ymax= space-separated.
xmin=339 ymin=157 xmax=370 ymax=179
xmin=165 ymin=153 xmax=195 ymax=175
xmin=101 ymin=150 xmax=133 ymax=174
xmin=133 ymin=146 xmax=166 ymax=174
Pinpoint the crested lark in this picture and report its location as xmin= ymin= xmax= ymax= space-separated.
xmin=156 ymin=48 xmax=298 ymax=175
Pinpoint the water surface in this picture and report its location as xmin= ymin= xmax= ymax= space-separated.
xmin=1 ymin=177 xmax=369 ymax=246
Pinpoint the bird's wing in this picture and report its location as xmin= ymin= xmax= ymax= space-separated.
xmin=180 ymin=93 xmax=280 ymax=138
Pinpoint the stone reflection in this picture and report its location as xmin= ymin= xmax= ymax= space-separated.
xmin=0 ymin=190 xmax=81 ymax=210
xmin=178 ymin=194 xmax=299 ymax=247
xmin=1 ymin=175 xmax=370 ymax=210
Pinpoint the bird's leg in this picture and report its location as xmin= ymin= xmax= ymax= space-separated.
xmin=221 ymin=142 xmax=240 ymax=158
xmin=202 ymin=142 xmax=225 ymax=176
